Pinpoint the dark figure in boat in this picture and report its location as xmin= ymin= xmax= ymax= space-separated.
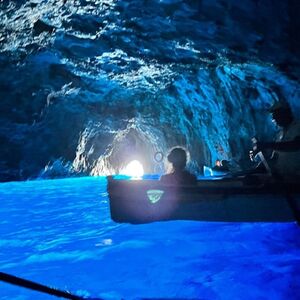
xmin=250 ymin=101 xmax=300 ymax=181
xmin=212 ymin=159 xmax=230 ymax=172
xmin=160 ymin=147 xmax=197 ymax=185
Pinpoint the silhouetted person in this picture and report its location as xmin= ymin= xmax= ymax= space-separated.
xmin=212 ymin=159 xmax=222 ymax=170
xmin=160 ymin=147 xmax=197 ymax=185
xmin=212 ymin=159 xmax=230 ymax=172
xmin=251 ymin=101 xmax=300 ymax=180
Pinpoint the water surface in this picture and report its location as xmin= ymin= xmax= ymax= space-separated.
xmin=1 ymin=177 xmax=300 ymax=299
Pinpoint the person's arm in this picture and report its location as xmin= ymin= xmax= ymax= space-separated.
xmin=258 ymin=136 xmax=300 ymax=152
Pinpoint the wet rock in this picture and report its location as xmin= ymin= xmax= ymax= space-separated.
xmin=33 ymin=19 xmax=56 ymax=36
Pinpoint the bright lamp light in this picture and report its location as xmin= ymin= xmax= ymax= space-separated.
xmin=120 ymin=160 xmax=144 ymax=178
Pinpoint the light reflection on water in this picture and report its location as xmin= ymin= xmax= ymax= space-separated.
xmin=0 ymin=176 xmax=300 ymax=300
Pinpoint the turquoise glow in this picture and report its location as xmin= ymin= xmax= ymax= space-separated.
xmin=1 ymin=177 xmax=300 ymax=299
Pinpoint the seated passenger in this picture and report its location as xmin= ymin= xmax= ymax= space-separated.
xmin=212 ymin=159 xmax=230 ymax=172
xmin=251 ymin=101 xmax=300 ymax=181
xmin=212 ymin=159 xmax=222 ymax=171
xmin=160 ymin=147 xmax=197 ymax=185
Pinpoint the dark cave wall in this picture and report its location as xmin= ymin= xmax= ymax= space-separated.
xmin=0 ymin=0 xmax=299 ymax=181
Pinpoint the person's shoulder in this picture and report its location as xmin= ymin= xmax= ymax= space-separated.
xmin=183 ymin=170 xmax=197 ymax=182
xmin=159 ymin=174 xmax=167 ymax=181
xmin=159 ymin=173 xmax=173 ymax=183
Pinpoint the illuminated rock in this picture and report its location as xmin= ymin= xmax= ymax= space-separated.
xmin=0 ymin=0 xmax=299 ymax=181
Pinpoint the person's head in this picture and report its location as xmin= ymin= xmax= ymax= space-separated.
xmin=167 ymin=147 xmax=187 ymax=171
xmin=269 ymin=101 xmax=293 ymax=128
xmin=215 ymin=160 xmax=221 ymax=167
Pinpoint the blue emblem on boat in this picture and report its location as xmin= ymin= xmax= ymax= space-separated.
xmin=147 ymin=190 xmax=164 ymax=204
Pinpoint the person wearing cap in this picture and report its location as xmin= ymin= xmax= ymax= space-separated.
xmin=252 ymin=101 xmax=300 ymax=180
xmin=160 ymin=147 xmax=197 ymax=185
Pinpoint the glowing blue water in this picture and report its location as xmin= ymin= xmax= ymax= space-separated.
xmin=1 ymin=177 xmax=300 ymax=300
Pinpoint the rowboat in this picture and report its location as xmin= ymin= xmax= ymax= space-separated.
xmin=107 ymin=176 xmax=300 ymax=224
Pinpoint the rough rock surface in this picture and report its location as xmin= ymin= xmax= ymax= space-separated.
xmin=0 ymin=0 xmax=299 ymax=181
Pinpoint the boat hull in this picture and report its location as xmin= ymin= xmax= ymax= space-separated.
xmin=107 ymin=177 xmax=300 ymax=224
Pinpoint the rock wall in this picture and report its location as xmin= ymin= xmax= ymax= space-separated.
xmin=0 ymin=0 xmax=299 ymax=181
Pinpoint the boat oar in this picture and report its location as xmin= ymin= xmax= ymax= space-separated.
xmin=0 ymin=272 xmax=102 ymax=300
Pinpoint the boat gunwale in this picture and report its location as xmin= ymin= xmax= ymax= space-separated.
xmin=107 ymin=177 xmax=300 ymax=196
